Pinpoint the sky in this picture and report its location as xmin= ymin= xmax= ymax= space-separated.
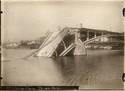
xmin=1 ymin=1 xmax=124 ymax=42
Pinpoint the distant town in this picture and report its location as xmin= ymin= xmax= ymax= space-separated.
xmin=2 ymin=36 xmax=46 ymax=49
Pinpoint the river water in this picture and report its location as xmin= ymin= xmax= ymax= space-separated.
xmin=1 ymin=49 xmax=124 ymax=89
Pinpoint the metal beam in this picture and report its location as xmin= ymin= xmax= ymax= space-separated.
xmin=62 ymin=40 xmax=66 ymax=49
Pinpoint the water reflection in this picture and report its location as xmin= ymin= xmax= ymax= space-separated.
xmin=53 ymin=50 xmax=124 ymax=89
xmin=2 ymin=49 xmax=124 ymax=89
xmin=2 ymin=56 xmax=65 ymax=86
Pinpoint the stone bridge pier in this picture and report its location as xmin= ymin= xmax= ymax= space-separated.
xmin=74 ymin=30 xmax=87 ymax=55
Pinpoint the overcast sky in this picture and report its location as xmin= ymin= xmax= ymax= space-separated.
xmin=1 ymin=1 xmax=124 ymax=42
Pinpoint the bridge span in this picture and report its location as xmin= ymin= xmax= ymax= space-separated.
xmin=28 ymin=27 xmax=124 ymax=57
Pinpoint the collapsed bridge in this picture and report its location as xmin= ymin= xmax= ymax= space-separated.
xmin=29 ymin=27 xmax=124 ymax=57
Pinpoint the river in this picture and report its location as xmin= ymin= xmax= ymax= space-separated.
xmin=1 ymin=49 xmax=124 ymax=89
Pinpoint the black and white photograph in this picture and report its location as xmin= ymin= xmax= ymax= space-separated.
xmin=1 ymin=0 xmax=124 ymax=90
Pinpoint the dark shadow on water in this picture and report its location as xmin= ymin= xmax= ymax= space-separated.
xmin=52 ymin=50 xmax=124 ymax=89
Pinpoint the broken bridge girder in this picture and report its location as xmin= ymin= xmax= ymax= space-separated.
xmin=59 ymin=43 xmax=75 ymax=56
xmin=23 ymin=27 xmax=123 ymax=58
xmin=36 ymin=27 xmax=69 ymax=57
